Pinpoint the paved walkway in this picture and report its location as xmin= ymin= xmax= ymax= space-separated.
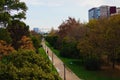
xmin=42 ymin=42 xmax=81 ymax=80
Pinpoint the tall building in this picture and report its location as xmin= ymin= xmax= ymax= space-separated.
xmin=116 ymin=7 xmax=120 ymax=14
xmin=109 ymin=6 xmax=116 ymax=15
xmin=88 ymin=5 xmax=117 ymax=20
xmin=33 ymin=28 xmax=39 ymax=33
xmin=88 ymin=8 xmax=100 ymax=20
xmin=100 ymin=5 xmax=109 ymax=18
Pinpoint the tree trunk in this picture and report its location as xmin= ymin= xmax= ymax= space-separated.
xmin=112 ymin=59 xmax=115 ymax=69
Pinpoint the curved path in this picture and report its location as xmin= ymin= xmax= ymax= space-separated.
xmin=42 ymin=41 xmax=81 ymax=80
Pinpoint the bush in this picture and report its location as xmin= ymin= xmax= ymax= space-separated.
xmin=85 ymin=57 xmax=101 ymax=70
xmin=0 ymin=50 xmax=61 ymax=80
xmin=60 ymin=42 xmax=79 ymax=58
xmin=31 ymin=36 xmax=41 ymax=50
xmin=45 ymin=36 xmax=58 ymax=49
xmin=0 ymin=28 xmax=12 ymax=44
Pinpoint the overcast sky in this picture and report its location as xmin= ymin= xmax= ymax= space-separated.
xmin=21 ymin=0 xmax=120 ymax=31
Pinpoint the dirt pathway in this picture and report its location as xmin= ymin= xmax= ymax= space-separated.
xmin=42 ymin=42 xmax=81 ymax=80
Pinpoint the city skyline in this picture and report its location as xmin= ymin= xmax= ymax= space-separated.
xmin=21 ymin=0 xmax=120 ymax=30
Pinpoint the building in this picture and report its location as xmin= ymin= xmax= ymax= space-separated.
xmin=33 ymin=28 xmax=39 ymax=33
xmin=88 ymin=8 xmax=100 ymax=20
xmin=100 ymin=5 xmax=109 ymax=18
xmin=88 ymin=5 xmax=118 ymax=20
xmin=109 ymin=6 xmax=116 ymax=15
xmin=116 ymin=7 xmax=120 ymax=14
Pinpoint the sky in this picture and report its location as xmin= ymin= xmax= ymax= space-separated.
xmin=21 ymin=0 xmax=119 ymax=31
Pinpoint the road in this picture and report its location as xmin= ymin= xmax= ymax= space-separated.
xmin=42 ymin=41 xmax=81 ymax=80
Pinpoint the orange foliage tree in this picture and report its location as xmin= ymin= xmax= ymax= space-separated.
xmin=19 ymin=36 xmax=35 ymax=51
xmin=0 ymin=40 xmax=15 ymax=58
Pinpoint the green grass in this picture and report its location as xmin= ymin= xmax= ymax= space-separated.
xmin=45 ymin=41 xmax=120 ymax=80
xmin=38 ymin=47 xmax=48 ymax=59
xmin=38 ymin=47 xmax=62 ymax=80
xmin=38 ymin=47 xmax=58 ymax=73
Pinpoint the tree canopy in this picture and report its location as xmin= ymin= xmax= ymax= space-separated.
xmin=0 ymin=0 xmax=27 ymax=27
xmin=0 ymin=50 xmax=61 ymax=80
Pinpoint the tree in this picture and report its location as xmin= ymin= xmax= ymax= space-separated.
xmin=58 ymin=17 xmax=80 ymax=39
xmin=45 ymin=35 xmax=58 ymax=49
xmin=30 ymin=31 xmax=42 ymax=50
xmin=103 ymin=14 xmax=120 ymax=68
xmin=49 ymin=27 xmax=58 ymax=36
xmin=0 ymin=40 xmax=15 ymax=59
xmin=60 ymin=39 xmax=79 ymax=58
xmin=7 ymin=20 xmax=30 ymax=50
xmin=0 ymin=28 xmax=12 ymax=44
xmin=0 ymin=0 xmax=28 ymax=27
xmin=19 ymin=36 xmax=35 ymax=51
xmin=77 ymin=14 xmax=120 ymax=69
xmin=0 ymin=50 xmax=61 ymax=80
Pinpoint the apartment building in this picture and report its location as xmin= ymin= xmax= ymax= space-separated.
xmin=89 ymin=5 xmax=117 ymax=20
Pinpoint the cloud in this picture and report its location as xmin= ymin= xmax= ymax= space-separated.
xmin=74 ymin=0 xmax=104 ymax=7
xmin=74 ymin=0 xmax=120 ymax=7
xmin=21 ymin=0 xmax=63 ymax=7
xmin=21 ymin=0 xmax=120 ymax=7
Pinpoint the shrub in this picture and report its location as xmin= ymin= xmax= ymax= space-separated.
xmin=60 ymin=42 xmax=79 ymax=58
xmin=0 ymin=50 xmax=61 ymax=80
xmin=85 ymin=57 xmax=101 ymax=70
xmin=31 ymin=36 xmax=41 ymax=53
xmin=0 ymin=28 xmax=12 ymax=44
xmin=45 ymin=36 xmax=58 ymax=49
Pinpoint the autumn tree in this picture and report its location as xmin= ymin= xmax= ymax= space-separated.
xmin=0 ymin=40 xmax=15 ymax=59
xmin=0 ymin=0 xmax=29 ymax=50
xmin=77 ymin=14 xmax=120 ymax=69
xmin=103 ymin=14 xmax=120 ymax=68
xmin=19 ymin=36 xmax=35 ymax=51
xmin=58 ymin=17 xmax=80 ymax=39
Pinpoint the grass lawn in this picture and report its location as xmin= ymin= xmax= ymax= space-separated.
xmin=38 ymin=47 xmax=59 ymax=74
xmin=45 ymin=41 xmax=120 ymax=80
xmin=38 ymin=47 xmax=48 ymax=59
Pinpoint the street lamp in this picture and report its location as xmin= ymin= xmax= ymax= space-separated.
xmin=52 ymin=52 xmax=54 ymax=70
xmin=63 ymin=63 xmax=66 ymax=80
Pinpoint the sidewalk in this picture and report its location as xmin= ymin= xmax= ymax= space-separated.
xmin=42 ymin=42 xmax=81 ymax=80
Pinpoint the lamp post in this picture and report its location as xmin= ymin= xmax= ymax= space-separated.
xmin=52 ymin=52 xmax=54 ymax=70
xmin=63 ymin=63 xmax=66 ymax=80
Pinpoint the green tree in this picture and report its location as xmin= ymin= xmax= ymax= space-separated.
xmin=77 ymin=19 xmax=105 ymax=70
xmin=0 ymin=28 xmax=12 ymax=43
xmin=45 ymin=35 xmax=58 ymax=49
xmin=0 ymin=50 xmax=61 ymax=80
xmin=7 ymin=20 xmax=30 ymax=50
xmin=30 ymin=31 xmax=42 ymax=51
xmin=0 ymin=0 xmax=27 ymax=27
xmin=60 ymin=40 xmax=79 ymax=58
xmin=78 ymin=15 xmax=120 ymax=69
xmin=103 ymin=14 xmax=120 ymax=68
